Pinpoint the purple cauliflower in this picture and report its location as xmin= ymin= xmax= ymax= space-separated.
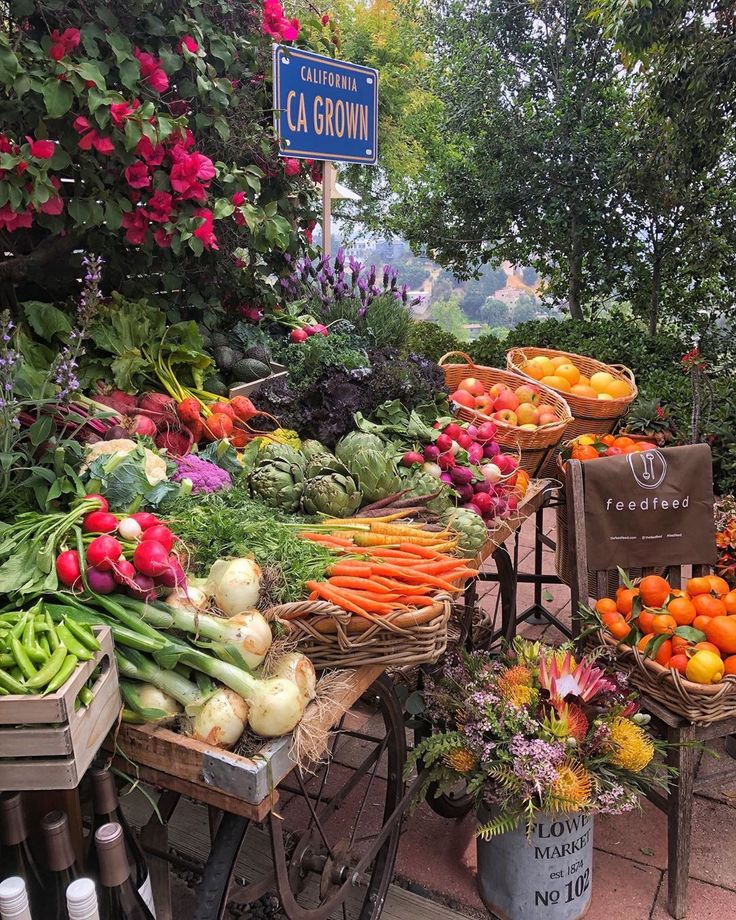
xmin=172 ymin=454 xmax=232 ymax=493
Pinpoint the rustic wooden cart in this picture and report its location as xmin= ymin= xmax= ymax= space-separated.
xmin=109 ymin=665 xmax=416 ymax=920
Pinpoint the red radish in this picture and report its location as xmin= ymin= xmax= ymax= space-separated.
xmin=156 ymin=558 xmax=186 ymax=589
xmin=84 ymin=493 xmax=109 ymax=513
xmin=467 ymin=443 xmax=484 ymax=465
xmin=467 ymin=424 xmax=479 ymax=439
xmin=86 ymin=566 xmax=118 ymax=594
xmin=290 ymin=328 xmax=309 ymax=343
xmin=86 ymin=535 xmax=122 ymax=571
xmin=128 ymin=572 xmax=157 ymax=600
xmin=312 ymin=323 xmax=329 ymax=336
xmin=437 ymin=451 xmax=456 ymax=471
xmin=481 ymin=463 xmax=502 ymax=484
xmin=127 ymin=414 xmax=157 ymax=437
xmin=440 ymin=472 xmax=453 ymax=485
xmin=456 ymin=431 xmax=473 ymax=450
xmin=473 ymin=479 xmax=492 ymax=494
xmin=496 ymin=454 xmax=518 ymax=475
xmin=423 ymin=444 xmax=440 ymax=462
xmin=230 ymin=396 xmax=257 ymax=422
xmin=402 ymin=451 xmax=424 ymax=467
xmin=483 ymin=442 xmax=500 ymax=459
xmin=56 ymin=550 xmax=81 ymax=587
xmin=456 ymin=483 xmax=475 ymax=503
xmin=113 ymin=559 xmax=137 ymax=585
xmin=472 ymin=492 xmax=494 ymax=514
xmin=450 ymin=466 xmax=474 ymax=486
xmin=210 ymin=402 xmax=234 ymax=418
xmin=130 ymin=512 xmax=159 ymax=531
xmin=463 ymin=502 xmax=483 ymax=516
xmin=436 ymin=433 xmax=452 ymax=453
xmin=83 ymin=511 xmax=118 ymax=534
xmin=142 ymin=524 xmax=175 ymax=553
xmin=117 ymin=517 xmax=142 ymax=541
xmin=476 ymin=422 xmax=498 ymax=443
xmin=138 ymin=392 xmax=176 ymax=417
xmin=133 ymin=540 xmax=170 ymax=577
xmin=443 ymin=422 xmax=462 ymax=441
xmin=177 ymin=397 xmax=202 ymax=424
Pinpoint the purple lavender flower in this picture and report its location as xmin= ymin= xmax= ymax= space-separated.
xmin=382 ymin=264 xmax=390 ymax=288
xmin=334 ymin=247 xmax=345 ymax=271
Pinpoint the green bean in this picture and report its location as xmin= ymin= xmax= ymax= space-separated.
xmin=46 ymin=613 xmax=60 ymax=651
xmin=0 ymin=668 xmax=27 ymax=695
xmin=77 ymin=686 xmax=94 ymax=707
xmin=44 ymin=654 xmax=78 ymax=694
xmin=24 ymin=645 xmax=68 ymax=690
xmin=54 ymin=624 xmax=93 ymax=661
xmin=10 ymin=636 xmax=37 ymax=681
xmin=63 ymin=617 xmax=101 ymax=652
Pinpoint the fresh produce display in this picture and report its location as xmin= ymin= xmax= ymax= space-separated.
xmin=560 ymin=433 xmax=658 ymax=464
xmin=449 ymin=376 xmax=563 ymax=430
xmin=590 ymin=572 xmax=736 ymax=684
xmin=520 ymin=354 xmax=633 ymax=401
xmin=617 ymin=398 xmax=677 ymax=446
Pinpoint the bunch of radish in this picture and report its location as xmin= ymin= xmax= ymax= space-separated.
xmin=402 ymin=420 xmax=524 ymax=524
xmin=55 ymin=495 xmax=185 ymax=601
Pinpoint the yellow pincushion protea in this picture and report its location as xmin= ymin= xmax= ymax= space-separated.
xmin=549 ymin=761 xmax=594 ymax=812
xmin=497 ymin=665 xmax=536 ymax=708
xmin=609 ymin=718 xmax=655 ymax=773
xmin=444 ymin=748 xmax=478 ymax=774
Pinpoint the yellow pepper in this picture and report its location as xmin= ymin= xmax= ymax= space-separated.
xmin=685 ymin=650 xmax=724 ymax=684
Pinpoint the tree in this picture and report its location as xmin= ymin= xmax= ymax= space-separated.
xmin=511 ymin=293 xmax=541 ymax=326
xmin=398 ymin=0 xmax=629 ymax=319
xmin=461 ymin=265 xmax=508 ymax=317
xmin=521 ymin=266 xmax=538 ymax=287
xmin=480 ymin=297 xmax=510 ymax=327
xmin=428 ymin=293 xmax=467 ymax=340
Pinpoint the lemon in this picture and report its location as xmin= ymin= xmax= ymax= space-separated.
xmin=576 ymin=435 xmax=596 ymax=446
xmin=686 ymin=650 xmax=724 ymax=684
xmin=590 ymin=371 xmax=614 ymax=392
xmin=597 ymin=393 xmax=614 ymax=401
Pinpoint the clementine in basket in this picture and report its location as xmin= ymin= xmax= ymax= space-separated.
xmin=613 ymin=436 xmax=635 ymax=449
xmin=707 ymin=575 xmax=730 ymax=596
xmin=692 ymin=594 xmax=726 ymax=618
xmin=603 ymin=378 xmax=632 ymax=399
xmin=651 ymin=614 xmax=677 ymax=635
xmin=686 ymin=575 xmax=713 ymax=596
xmin=540 ymin=374 xmax=572 ymax=392
xmin=703 ymin=617 xmax=736 ymax=655
xmin=570 ymin=384 xmax=598 ymax=398
xmin=694 ymin=641 xmax=721 ymax=656
xmin=607 ymin=615 xmax=631 ymax=640
xmin=556 ymin=363 xmax=581 ymax=386
xmin=669 ymin=654 xmax=689 ymax=675
xmin=654 ymin=639 xmax=673 ymax=666
xmin=596 ymin=598 xmax=618 ymax=616
xmin=616 ymin=587 xmax=639 ymax=615
xmin=550 ymin=355 xmax=569 ymax=369
xmin=667 ymin=596 xmax=696 ymax=625
xmin=572 ymin=444 xmax=599 ymax=462
xmin=725 ymin=590 xmax=736 ymax=615
xmin=601 ymin=434 xmax=616 ymax=446
xmin=692 ymin=615 xmax=713 ymax=633
xmin=724 ymin=656 xmax=736 ymax=676
xmin=637 ymin=610 xmax=656 ymax=633
xmin=638 ymin=574 xmax=671 ymax=608
xmin=671 ymin=635 xmax=693 ymax=654
xmin=526 ymin=356 xmax=556 ymax=378
xmin=637 ymin=634 xmax=656 ymax=654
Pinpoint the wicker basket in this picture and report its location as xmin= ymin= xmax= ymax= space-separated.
xmin=438 ymin=352 xmax=572 ymax=477
xmin=506 ymin=346 xmax=637 ymax=442
xmin=598 ymin=630 xmax=736 ymax=725
xmin=268 ymin=596 xmax=452 ymax=669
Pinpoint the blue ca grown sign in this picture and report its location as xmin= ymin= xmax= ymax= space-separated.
xmin=272 ymin=45 xmax=378 ymax=165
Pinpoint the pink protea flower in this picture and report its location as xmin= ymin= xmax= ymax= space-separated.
xmin=538 ymin=652 xmax=616 ymax=703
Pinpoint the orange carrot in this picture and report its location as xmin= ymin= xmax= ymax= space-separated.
xmin=330 ymin=588 xmax=404 ymax=613
xmin=368 ymin=563 xmax=460 ymax=592
xmin=397 ymin=542 xmax=443 ymax=559
xmin=327 ymin=576 xmax=395 ymax=593
xmin=306 ymin=580 xmax=374 ymax=620
xmin=327 ymin=561 xmax=374 ymax=577
xmin=372 ymin=577 xmax=434 ymax=595
xmin=300 ymin=532 xmax=354 ymax=547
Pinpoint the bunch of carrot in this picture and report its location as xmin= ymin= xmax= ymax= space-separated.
xmin=300 ymin=512 xmax=457 ymax=553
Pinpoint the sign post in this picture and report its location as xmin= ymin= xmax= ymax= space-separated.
xmin=272 ymin=45 xmax=378 ymax=252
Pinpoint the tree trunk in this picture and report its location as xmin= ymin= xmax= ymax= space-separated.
xmin=567 ymin=230 xmax=584 ymax=321
xmin=649 ymin=256 xmax=661 ymax=336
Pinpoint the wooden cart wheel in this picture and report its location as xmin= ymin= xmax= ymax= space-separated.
xmin=193 ymin=674 xmax=406 ymax=920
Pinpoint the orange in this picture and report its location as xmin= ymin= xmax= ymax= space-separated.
xmin=540 ymin=375 xmax=572 ymax=392
xmin=724 ymin=590 xmax=736 ymax=615
xmin=637 ymin=634 xmax=656 ymax=654
xmin=669 ymin=654 xmax=689 ymax=674
xmin=596 ymin=597 xmax=618 ymax=616
xmin=707 ymin=575 xmax=730 ymax=597
xmin=570 ymin=384 xmax=598 ymax=398
xmin=692 ymin=615 xmax=713 ymax=633
xmin=523 ymin=361 xmax=544 ymax=381
xmin=638 ymin=574 xmax=671 ymax=608
xmin=571 ymin=445 xmax=599 ymax=461
xmin=667 ymin=596 xmax=696 ymax=626
xmin=702 ymin=616 xmax=736 ymax=655
xmin=694 ymin=641 xmax=721 ymax=656
xmin=608 ymin=617 xmax=632 ymax=641
xmin=613 ymin=436 xmax=635 ymax=449
xmin=601 ymin=434 xmax=615 ymax=446
xmin=602 ymin=610 xmax=622 ymax=628
xmin=723 ymin=655 xmax=736 ymax=676
xmin=686 ymin=576 xmax=713 ymax=596
xmin=637 ymin=610 xmax=656 ymax=633
xmin=622 ymin=444 xmax=643 ymax=454
xmin=590 ymin=371 xmax=614 ymax=393
xmin=671 ymin=636 xmax=692 ymax=654
xmin=616 ymin=588 xmax=639 ymax=616
xmin=550 ymin=355 xmax=569 ymax=369
xmin=556 ymin=363 xmax=581 ymax=386
xmin=529 ymin=356 xmax=557 ymax=377
xmin=604 ymin=378 xmax=632 ymax=399
xmin=651 ymin=614 xmax=677 ymax=635
xmin=654 ymin=639 xmax=673 ymax=666
xmin=692 ymin=594 xmax=726 ymax=619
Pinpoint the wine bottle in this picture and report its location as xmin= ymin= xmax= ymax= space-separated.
xmin=66 ymin=878 xmax=100 ymax=920
xmin=0 ymin=877 xmax=33 ymax=920
xmin=0 ymin=794 xmax=45 ymax=914
xmin=87 ymin=770 xmax=155 ymax=916
xmin=40 ymin=811 xmax=81 ymax=920
xmin=95 ymin=824 xmax=154 ymax=920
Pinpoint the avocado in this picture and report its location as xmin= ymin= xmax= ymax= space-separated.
xmin=232 ymin=358 xmax=271 ymax=382
xmin=211 ymin=331 xmax=229 ymax=348
xmin=214 ymin=345 xmax=237 ymax=373
xmin=243 ymin=344 xmax=272 ymax=365
xmin=203 ymin=374 xmax=228 ymax=397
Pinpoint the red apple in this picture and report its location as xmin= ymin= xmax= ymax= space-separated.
xmin=458 ymin=377 xmax=485 ymax=397
xmin=489 ymin=382 xmax=510 ymax=400
xmin=450 ymin=389 xmax=476 ymax=409
xmin=516 ymin=404 xmax=539 ymax=425
xmin=538 ymin=411 xmax=558 ymax=425
xmin=604 ymin=446 xmax=623 ymax=456
xmin=515 ymin=384 xmax=541 ymax=406
xmin=492 ymin=409 xmax=518 ymax=427
xmin=537 ymin=403 xmax=557 ymax=416
xmin=519 ymin=423 xmax=538 ymax=430
xmin=474 ymin=394 xmax=493 ymax=414
xmin=494 ymin=390 xmax=520 ymax=413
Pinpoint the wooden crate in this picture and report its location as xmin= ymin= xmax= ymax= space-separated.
xmin=229 ymin=362 xmax=287 ymax=398
xmin=0 ymin=627 xmax=120 ymax=791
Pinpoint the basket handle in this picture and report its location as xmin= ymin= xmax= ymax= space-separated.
xmin=610 ymin=363 xmax=636 ymax=384
xmin=438 ymin=350 xmax=476 ymax=368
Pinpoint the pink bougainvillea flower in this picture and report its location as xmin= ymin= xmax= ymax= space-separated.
xmin=25 ymin=137 xmax=55 ymax=159
xmin=0 ymin=205 xmax=33 ymax=232
xmin=38 ymin=190 xmax=64 ymax=215
xmin=121 ymin=208 xmax=150 ymax=245
xmin=147 ymin=189 xmax=174 ymax=223
xmin=49 ymin=28 xmax=81 ymax=61
xmin=153 ymin=227 xmax=174 ymax=248
xmin=16 ymin=161 xmax=28 ymax=174
xmin=167 ymin=99 xmax=190 ymax=117
xmin=232 ymin=191 xmax=246 ymax=206
xmin=0 ymin=135 xmax=14 ymax=154
xmin=72 ymin=116 xmax=91 ymax=134
xmin=110 ymin=101 xmax=140 ymax=127
xmin=135 ymin=135 xmax=165 ymax=166
xmin=169 ymin=148 xmax=216 ymax=201
xmin=78 ymin=130 xmax=115 ymax=155
xmin=134 ymin=48 xmax=169 ymax=93
xmin=124 ymin=162 xmax=151 ymax=189
xmin=282 ymin=157 xmax=300 ymax=176
xmin=261 ymin=0 xmax=301 ymax=42
xmin=192 ymin=208 xmax=218 ymax=250
xmin=177 ymin=35 xmax=199 ymax=54
xmin=168 ymin=127 xmax=195 ymax=150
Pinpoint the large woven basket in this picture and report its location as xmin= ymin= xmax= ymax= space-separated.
xmin=598 ymin=630 xmax=736 ymax=725
xmin=268 ymin=596 xmax=452 ymax=669
xmin=438 ymin=352 xmax=571 ymax=477
xmin=506 ymin=346 xmax=637 ymax=442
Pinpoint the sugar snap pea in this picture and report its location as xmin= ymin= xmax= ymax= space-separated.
xmin=24 ymin=644 xmax=68 ymax=691
xmin=22 ymin=616 xmax=35 ymax=649
xmin=38 ymin=635 xmax=51 ymax=657
xmin=46 ymin=613 xmax=60 ymax=651
xmin=0 ymin=668 xmax=26 ymax=694
xmin=63 ymin=617 xmax=101 ymax=652
xmin=10 ymin=636 xmax=37 ymax=681
xmin=54 ymin=623 xmax=93 ymax=661
xmin=9 ymin=614 xmax=28 ymax=641
xmin=77 ymin=686 xmax=94 ymax=707
xmin=44 ymin=654 xmax=78 ymax=694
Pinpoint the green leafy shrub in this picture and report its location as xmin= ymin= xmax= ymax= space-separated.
xmin=406 ymin=321 xmax=463 ymax=363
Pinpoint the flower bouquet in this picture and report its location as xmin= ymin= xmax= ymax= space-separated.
xmin=411 ymin=639 xmax=667 ymax=839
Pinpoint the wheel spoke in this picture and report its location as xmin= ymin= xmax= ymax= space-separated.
xmin=349 ymin=734 xmax=389 ymax=848
xmin=295 ymin=769 xmax=336 ymax=858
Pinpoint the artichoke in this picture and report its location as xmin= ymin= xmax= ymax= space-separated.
xmin=399 ymin=469 xmax=453 ymax=514
xmin=249 ymin=457 xmax=304 ymax=512
xmin=301 ymin=439 xmax=331 ymax=463
xmin=335 ymin=431 xmax=384 ymax=465
xmin=440 ymin=507 xmax=488 ymax=556
xmin=301 ymin=440 xmax=342 ymax=478
xmin=341 ymin=448 xmax=401 ymax=503
xmin=259 ymin=441 xmax=306 ymax=471
xmin=301 ymin=469 xmax=363 ymax=517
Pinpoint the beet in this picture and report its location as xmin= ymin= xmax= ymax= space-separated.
xmin=94 ymin=390 xmax=138 ymax=415
xmin=127 ymin=414 xmax=157 ymax=437
xmin=155 ymin=428 xmax=194 ymax=455
xmin=138 ymin=392 xmax=176 ymax=419
xmin=105 ymin=425 xmax=128 ymax=440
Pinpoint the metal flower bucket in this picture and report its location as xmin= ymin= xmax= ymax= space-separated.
xmin=476 ymin=809 xmax=594 ymax=920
